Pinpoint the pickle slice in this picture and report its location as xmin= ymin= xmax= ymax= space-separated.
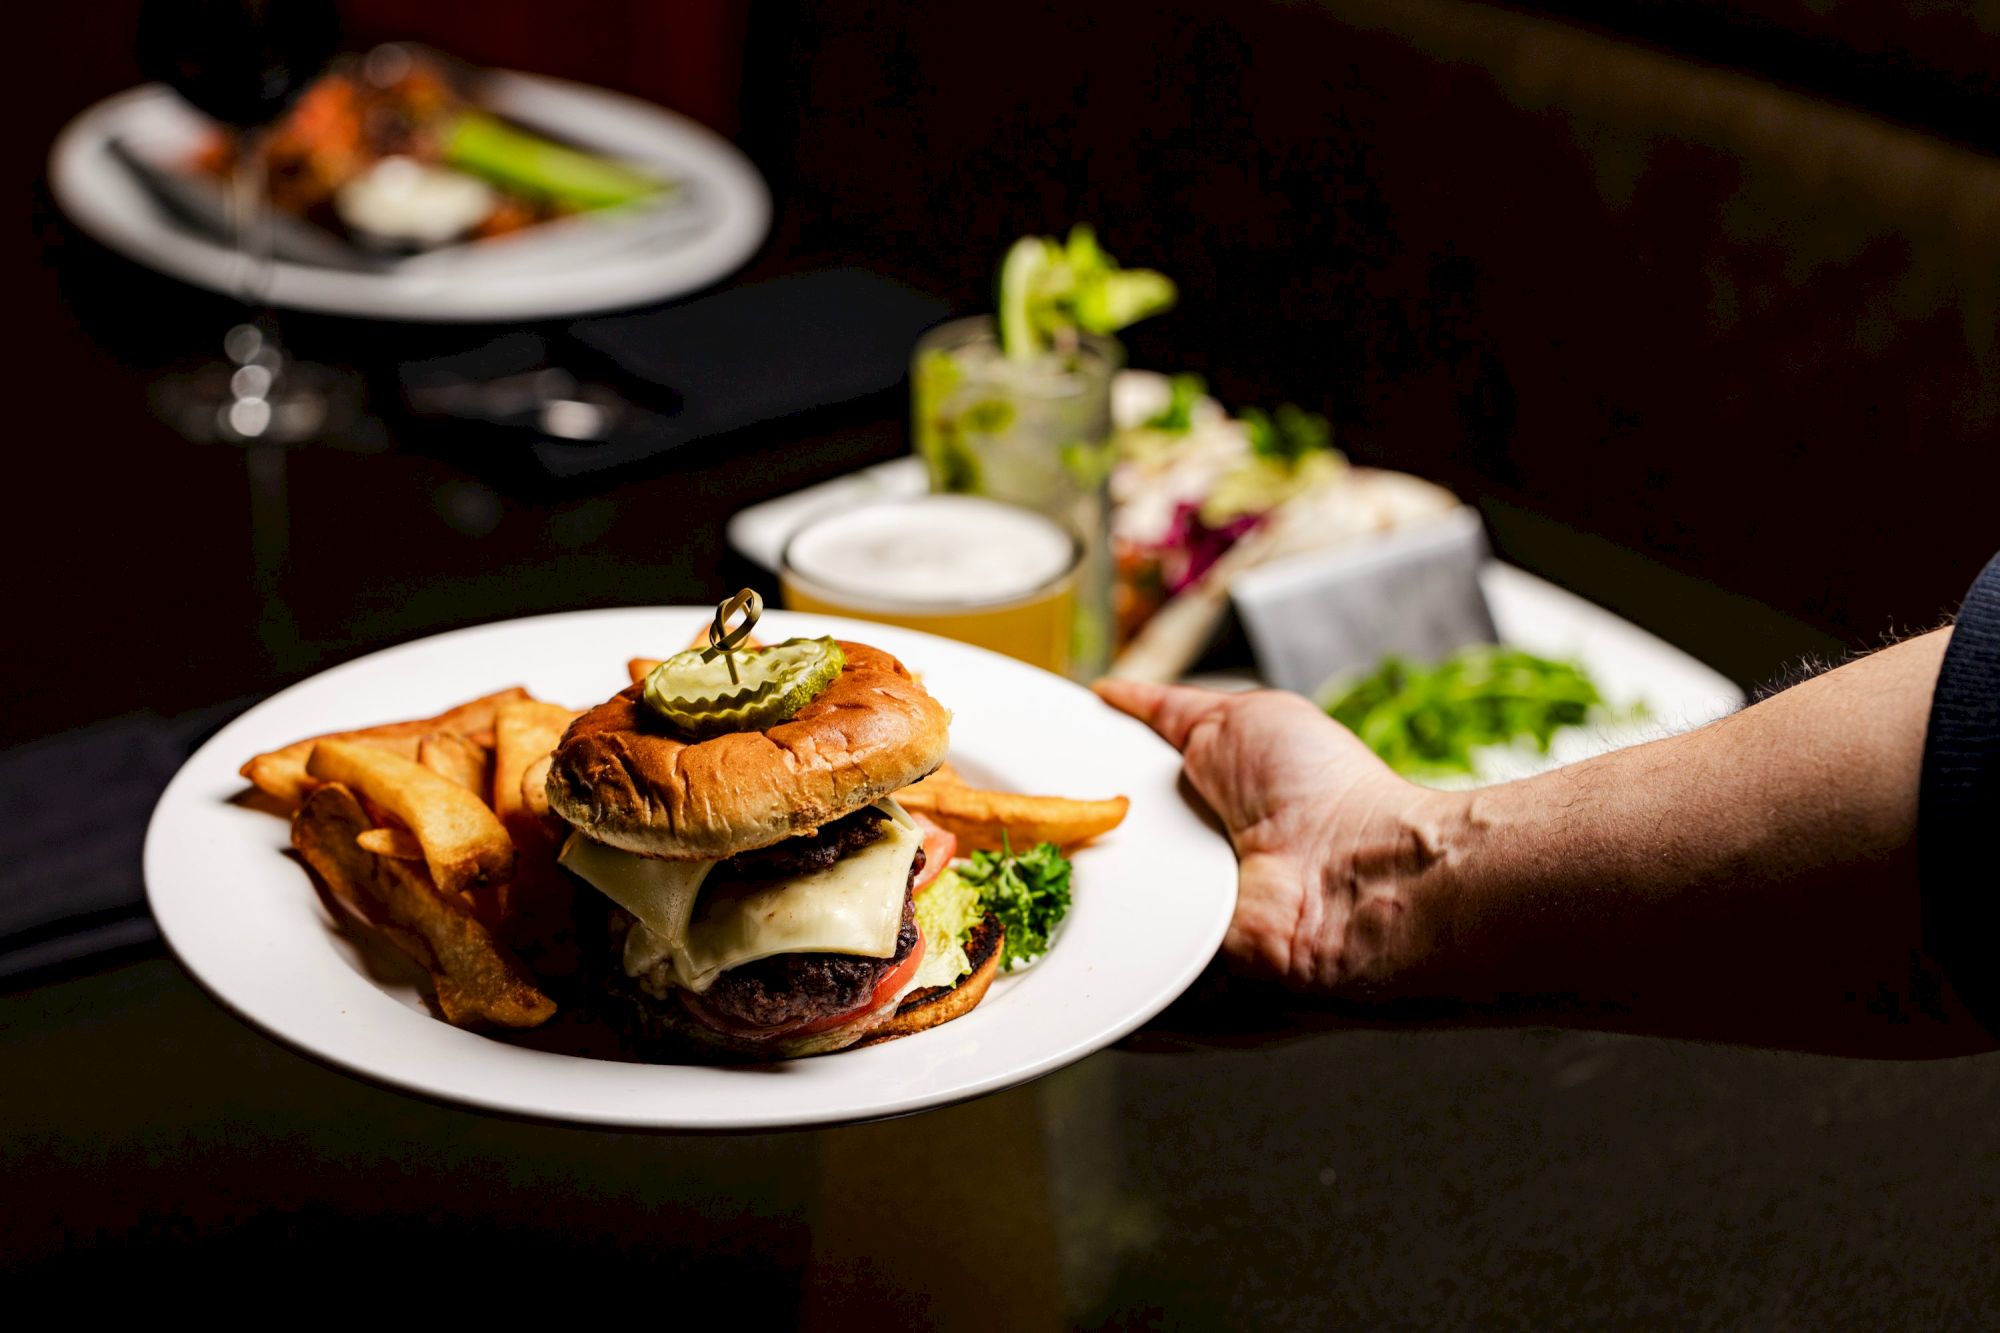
xmin=642 ymin=637 xmax=846 ymax=737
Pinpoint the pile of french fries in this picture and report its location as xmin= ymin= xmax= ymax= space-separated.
xmin=242 ymin=688 xmax=579 ymax=1030
xmin=242 ymin=633 xmax=1131 ymax=1035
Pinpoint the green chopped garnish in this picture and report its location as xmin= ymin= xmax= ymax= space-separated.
xmin=1198 ymin=448 xmax=1342 ymax=527
xmin=1060 ymin=439 xmax=1115 ymax=489
xmin=1322 ymin=647 xmax=1641 ymax=780
xmin=996 ymin=225 xmax=1176 ymax=361
xmin=1072 ymin=268 xmax=1176 ymax=336
xmin=961 ymin=398 xmax=1017 ymax=435
xmin=922 ymin=423 xmax=982 ymax=493
xmin=913 ymin=349 xmax=981 ymax=492
xmin=957 ymin=838 xmax=1074 ymax=971
xmin=1243 ymin=403 xmax=1333 ymax=465
xmin=914 ymin=347 xmax=963 ymax=401
xmin=1145 ymin=374 xmax=1207 ymax=434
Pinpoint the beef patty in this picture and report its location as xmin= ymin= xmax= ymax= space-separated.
xmin=691 ymin=838 xmax=926 ymax=1031
xmin=718 ymin=805 xmax=888 ymax=880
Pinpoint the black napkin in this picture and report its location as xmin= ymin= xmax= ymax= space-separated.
xmin=1 ymin=705 xmax=245 ymax=984
xmin=400 ymin=268 xmax=951 ymax=480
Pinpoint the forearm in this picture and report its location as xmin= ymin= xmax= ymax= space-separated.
xmin=1385 ymin=630 xmax=1993 ymax=1056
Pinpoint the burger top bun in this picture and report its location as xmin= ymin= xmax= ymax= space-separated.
xmin=547 ymin=640 xmax=950 ymax=860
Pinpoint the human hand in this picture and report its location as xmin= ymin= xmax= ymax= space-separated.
xmin=1093 ymin=679 xmax=1455 ymax=998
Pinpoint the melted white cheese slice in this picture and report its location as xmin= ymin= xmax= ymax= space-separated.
xmin=557 ymin=833 xmax=711 ymax=975
xmin=559 ymin=805 xmax=921 ymax=994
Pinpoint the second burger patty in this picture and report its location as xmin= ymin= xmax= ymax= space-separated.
xmin=693 ymin=815 xmax=926 ymax=1031
xmin=718 ymin=805 xmax=889 ymax=879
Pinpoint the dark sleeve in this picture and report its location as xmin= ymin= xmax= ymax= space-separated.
xmin=1920 ymin=552 xmax=2000 ymax=1036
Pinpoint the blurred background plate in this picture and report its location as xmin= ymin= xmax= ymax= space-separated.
xmin=142 ymin=607 xmax=1235 ymax=1131
xmin=49 ymin=71 xmax=770 ymax=320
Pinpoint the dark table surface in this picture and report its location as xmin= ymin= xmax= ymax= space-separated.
xmin=13 ymin=17 xmax=2000 ymax=1322
xmin=14 ymin=957 xmax=1999 ymax=1325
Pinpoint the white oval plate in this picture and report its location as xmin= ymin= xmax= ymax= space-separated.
xmin=49 ymin=74 xmax=770 ymax=321
xmin=144 ymin=609 xmax=1235 ymax=1130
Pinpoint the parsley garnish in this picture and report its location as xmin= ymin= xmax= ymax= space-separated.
xmin=957 ymin=838 xmax=1074 ymax=971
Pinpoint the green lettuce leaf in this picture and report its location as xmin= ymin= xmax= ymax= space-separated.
xmin=912 ymin=867 xmax=985 ymax=989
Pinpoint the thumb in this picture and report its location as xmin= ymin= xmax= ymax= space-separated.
xmin=1092 ymin=677 xmax=1233 ymax=752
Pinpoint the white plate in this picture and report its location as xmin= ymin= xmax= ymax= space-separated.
xmin=49 ymin=74 xmax=770 ymax=321
xmin=143 ymin=609 xmax=1235 ymax=1130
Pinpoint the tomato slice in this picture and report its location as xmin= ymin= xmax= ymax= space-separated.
xmin=681 ymin=931 xmax=928 ymax=1042
xmin=908 ymin=813 xmax=957 ymax=895
xmin=791 ymin=931 xmax=926 ymax=1037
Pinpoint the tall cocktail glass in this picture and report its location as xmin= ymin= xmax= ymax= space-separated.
xmin=912 ymin=317 xmax=1121 ymax=679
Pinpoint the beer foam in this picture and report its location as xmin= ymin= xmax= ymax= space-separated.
xmin=785 ymin=496 xmax=1075 ymax=607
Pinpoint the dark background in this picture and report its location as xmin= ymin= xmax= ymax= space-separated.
xmin=11 ymin=0 xmax=2000 ymax=1324
xmin=18 ymin=0 xmax=2000 ymax=752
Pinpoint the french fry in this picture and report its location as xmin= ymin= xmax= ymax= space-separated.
xmin=894 ymin=781 xmax=1130 ymax=851
xmin=521 ymin=753 xmax=555 ymax=820
xmin=292 ymin=784 xmax=554 ymax=1030
xmin=357 ymin=827 xmax=425 ymax=859
xmin=240 ymin=687 xmax=530 ymax=810
xmin=354 ymin=824 xmax=424 ymax=856
xmin=493 ymin=701 xmax=578 ymax=827
xmin=418 ymin=730 xmax=492 ymax=796
xmin=306 ymin=739 xmax=515 ymax=896
xmin=491 ymin=700 xmax=582 ymax=963
xmin=294 ymin=787 xmax=415 ymax=943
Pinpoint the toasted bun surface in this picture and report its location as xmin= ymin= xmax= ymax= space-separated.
xmin=547 ymin=640 xmax=950 ymax=860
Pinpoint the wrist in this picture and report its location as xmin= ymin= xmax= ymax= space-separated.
xmin=1383 ymin=766 xmax=1637 ymax=1018
xmin=1390 ymin=785 xmax=1502 ymax=1001
xmin=1308 ymin=782 xmax=1475 ymax=1000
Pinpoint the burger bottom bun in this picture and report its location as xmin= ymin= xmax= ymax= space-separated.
xmin=857 ymin=914 xmax=1004 ymax=1047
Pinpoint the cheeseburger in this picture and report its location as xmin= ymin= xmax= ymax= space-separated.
xmin=545 ymin=628 xmax=1003 ymax=1059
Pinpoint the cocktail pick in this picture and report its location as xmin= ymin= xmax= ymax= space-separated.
xmin=709 ymin=588 xmax=763 ymax=685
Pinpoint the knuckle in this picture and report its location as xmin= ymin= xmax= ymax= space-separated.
xmin=1182 ymin=712 xmax=1226 ymax=764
